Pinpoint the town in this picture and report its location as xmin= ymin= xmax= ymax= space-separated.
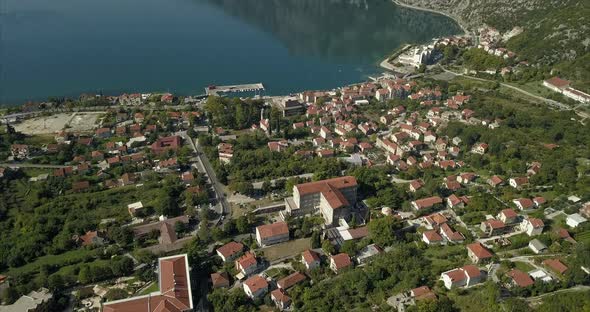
xmin=1 ymin=25 xmax=590 ymax=312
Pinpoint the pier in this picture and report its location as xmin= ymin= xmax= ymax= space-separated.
xmin=205 ymin=83 xmax=265 ymax=96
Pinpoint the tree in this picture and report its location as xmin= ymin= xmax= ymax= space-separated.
xmin=236 ymin=216 xmax=250 ymax=234
xmin=322 ymin=239 xmax=335 ymax=255
xmin=340 ymin=241 xmax=358 ymax=257
xmin=1 ymin=287 xmax=19 ymax=305
xmin=311 ymin=231 xmax=321 ymax=249
xmin=47 ymin=274 xmax=64 ymax=292
xmin=111 ymin=256 xmax=134 ymax=277
xmin=368 ymin=216 xmax=403 ymax=247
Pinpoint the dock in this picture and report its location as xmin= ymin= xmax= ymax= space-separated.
xmin=205 ymin=83 xmax=265 ymax=96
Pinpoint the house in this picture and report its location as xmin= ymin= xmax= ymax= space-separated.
xmin=216 ymin=241 xmax=244 ymax=262
xmin=521 ymin=217 xmax=544 ymax=236
xmin=513 ymin=198 xmax=535 ymax=210
xmin=533 ymin=196 xmax=546 ymax=207
xmin=217 ymin=143 xmax=234 ymax=163
xmin=235 ymin=252 xmax=258 ymax=276
xmin=151 ymin=136 xmax=181 ymax=155
xmin=10 ymin=144 xmax=30 ymax=159
xmin=506 ymin=269 xmax=534 ymax=288
xmin=543 ymin=259 xmax=568 ymax=274
xmin=211 ymin=272 xmax=230 ymax=288
xmin=439 ymin=223 xmax=465 ymax=243
xmin=95 ymin=127 xmax=112 ymax=139
xmin=79 ymin=230 xmax=105 ymax=247
xmin=487 ymin=175 xmax=504 ymax=187
xmin=422 ymin=230 xmax=443 ymax=245
xmin=498 ymin=209 xmax=518 ymax=224
xmin=277 ymin=272 xmax=306 ymax=290
xmin=409 ymin=180 xmax=424 ymax=192
xmin=529 ymin=239 xmax=547 ymax=254
xmin=447 ymin=194 xmax=469 ymax=209
xmin=302 ymin=249 xmax=321 ymax=270
xmin=256 ymin=222 xmax=289 ymax=247
xmin=566 ymin=213 xmax=587 ymax=228
xmin=480 ymin=219 xmax=506 ymax=236
xmin=471 ymin=143 xmax=488 ymax=155
xmin=411 ymin=196 xmax=443 ymax=211
xmin=102 ymin=254 xmax=193 ymax=312
xmin=271 ymin=288 xmax=291 ymax=311
xmin=410 ymin=286 xmax=436 ymax=301
xmin=441 ymin=265 xmax=483 ymax=289
xmin=330 ymin=253 xmax=352 ymax=274
xmin=509 ymin=177 xmax=529 ymax=189
xmin=243 ymin=275 xmax=268 ymax=299
xmin=466 ymin=242 xmax=493 ymax=264
xmin=543 ymin=77 xmax=571 ymax=93
xmin=356 ymin=244 xmax=383 ymax=264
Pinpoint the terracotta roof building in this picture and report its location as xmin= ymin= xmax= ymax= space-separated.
xmin=543 ymin=259 xmax=568 ymax=274
xmin=256 ymin=222 xmax=289 ymax=247
xmin=330 ymin=253 xmax=352 ymax=274
xmin=102 ymin=254 xmax=193 ymax=312
xmin=507 ymin=269 xmax=534 ymax=288
xmin=284 ymin=176 xmax=358 ymax=226
xmin=466 ymin=242 xmax=493 ymax=263
xmin=216 ymin=241 xmax=244 ymax=262
xmin=277 ymin=272 xmax=306 ymax=290
xmin=243 ymin=275 xmax=268 ymax=299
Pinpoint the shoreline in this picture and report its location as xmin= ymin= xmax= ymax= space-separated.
xmin=392 ymin=0 xmax=469 ymax=35
xmin=380 ymin=0 xmax=470 ymax=72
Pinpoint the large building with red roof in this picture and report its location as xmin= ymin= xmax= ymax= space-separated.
xmin=256 ymin=222 xmax=289 ymax=247
xmin=284 ymin=176 xmax=358 ymax=226
xmin=102 ymin=254 xmax=193 ymax=312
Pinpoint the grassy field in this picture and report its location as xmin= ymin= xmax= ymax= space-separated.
xmin=260 ymin=237 xmax=311 ymax=262
xmin=423 ymin=244 xmax=467 ymax=275
xmin=513 ymin=261 xmax=535 ymax=272
xmin=138 ymin=281 xmax=159 ymax=295
xmin=7 ymin=248 xmax=97 ymax=276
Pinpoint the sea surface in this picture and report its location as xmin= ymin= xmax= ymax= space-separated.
xmin=0 ymin=0 xmax=461 ymax=105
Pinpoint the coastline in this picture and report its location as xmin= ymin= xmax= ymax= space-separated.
xmin=391 ymin=0 xmax=468 ymax=35
xmin=380 ymin=0 xmax=470 ymax=72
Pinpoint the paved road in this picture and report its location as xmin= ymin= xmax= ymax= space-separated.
xmin=439 ymin=68 xmax=571 ymax=111
xmin=179 ymin=132 xmax=230 ymax=216
xmin=0 ymin=163 xmax=69 ymax=169
xmin=524 ymin=285 xmax=590 ymax=302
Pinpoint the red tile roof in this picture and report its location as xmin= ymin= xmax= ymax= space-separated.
xmin=543 ymin=259 xmax=568 ymax=274
xmin=236 ymin=252 xmax=257 ymax=270
xmin=256 ymin=222 xmax=289 ymax=240
xmin=302 ymin=249 xmax=320 ymax=265
xmin=295 ymin=176 xmax=357 ymax=209
xmin=413 ymin=196 xmax=443 ymax=209
xmin=507 ymin=269 xmax=534 ymax=287
xmin=216 ymin=242 xmax=244 ymax=259
xmin=277 ymin=272 xmax=306 ymax=289
xmin=103 ymin=255 xmax=192 ymax=312
xmin=244 ymin=275 xmax=268 ymax=293
xmin=467 ymin=243 xmax=493 ymax=260
xmin=331 ymin=253 xmax=352 ymax=270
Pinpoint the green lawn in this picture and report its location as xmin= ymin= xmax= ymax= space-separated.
xmin=513 ymin=261 xmax=535 ymax=272
xmin=7 ymin=248 xmax=97 ymax=276
xmin=138 ymin=281 xmax=159 ymax=295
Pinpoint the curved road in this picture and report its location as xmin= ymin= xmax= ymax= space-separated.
xmin=440 ymin=67 xmax=571 ymax=110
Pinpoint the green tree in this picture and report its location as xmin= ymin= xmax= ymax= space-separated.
xmin=322 ymin=239 xmax=335 ymax=255
xmin=368 ymin=216 xmax=403 ymax=247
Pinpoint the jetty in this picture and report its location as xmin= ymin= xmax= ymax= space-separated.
xmin=205 ymin=83 xmax=265 ymax=96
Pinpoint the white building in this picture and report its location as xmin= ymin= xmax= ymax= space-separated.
xmin=566 ymin=213 xmax=588 ymax=228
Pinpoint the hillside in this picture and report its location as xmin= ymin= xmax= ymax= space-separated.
xmin=397 ymin=0 xmax=590 ymax=90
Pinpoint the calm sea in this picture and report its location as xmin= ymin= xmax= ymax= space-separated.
xmin=0 ymin=0 xmax=461 ymax=105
